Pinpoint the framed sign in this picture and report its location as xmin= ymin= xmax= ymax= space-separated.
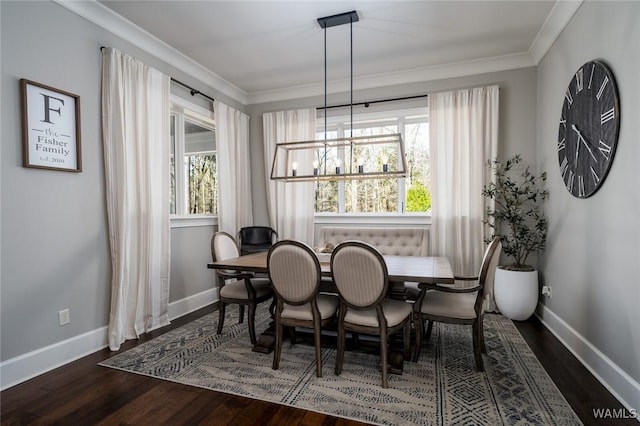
xmin=20 ymin=79 xmax=82 ymax=172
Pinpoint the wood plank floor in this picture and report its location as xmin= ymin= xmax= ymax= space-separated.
xmin=1 ymin=304 xmax=634 ymax=425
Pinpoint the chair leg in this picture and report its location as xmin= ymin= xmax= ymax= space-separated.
xmin=247 ymin=303 xmax=257 ymax=345
xmin=472 ymin=320 xmax=484 ymax=372
xmin=403 ymin=320 xmax=411 ymax=361
xmin=288 ymin=326 xmax=297 ymax=344
xmin=217 ymin=302 xmax=226 ymax=335
xmin=269 ymin=297 xmax=276 ymax=317
xmin=238 ymin=305 xmax=245 ymax=324
xmin=352 ymin=332 xmax=360 ymax=349
xmin=479 ymin=316 xmax=486 ymax=353
xmin=314 ymin=320 xmax=322 ymax=377
xmin=413 ymin=314 xmax=423 ymax=362
xmin=426 ymin=320 xmax=434 ymax=340
xmin=380 ymin=328 xmax=389 ymax=389
xmin=272 ymin=318 xmax=282 ymax=370
xmin=335 ymin=322 xmax=345 ymax=376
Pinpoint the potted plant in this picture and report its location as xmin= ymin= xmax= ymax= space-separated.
xmin=482 ymin=155 xmax=548 ymax=320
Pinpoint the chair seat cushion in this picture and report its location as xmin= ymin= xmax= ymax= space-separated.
xmin=344 ymin=298 xmax=412 ymax=328
xmin=219 ymin=278 xmax=271 ymax=300
xmin=281 ymin=294 xmax=339 ymax=321
xmin=418 ymin=290 xmax=477 ymax=319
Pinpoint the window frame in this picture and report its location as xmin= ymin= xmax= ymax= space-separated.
xmin=170 ymin=95 xmax=218 ymax=228
xmin=314 ymin=107 xmax=430 ymax=219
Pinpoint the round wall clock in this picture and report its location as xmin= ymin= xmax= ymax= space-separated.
xmin=557 ymin=60 xmax=620 ymax=198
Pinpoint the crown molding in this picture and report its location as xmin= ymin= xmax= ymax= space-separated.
xmin=52 ymin=0 xmax=247 ymax=105
xmin=246 ymin=52 xmax=535 ymax=105
xmin=53 ymin=0 xmax=580 ymax=106
xmin=529 ymin=0 xmax=583 ymax=64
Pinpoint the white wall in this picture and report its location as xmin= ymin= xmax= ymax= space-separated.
xmin=536 ymin=1 xmax=640 ymax=411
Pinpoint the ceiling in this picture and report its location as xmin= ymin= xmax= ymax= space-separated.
xmin=96 ymin=1 xmax=578 ymax=104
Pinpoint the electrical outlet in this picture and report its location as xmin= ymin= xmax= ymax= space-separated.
xmin=58 ymin=309 xmax=70 ymax=326
xmin=541 ymin=285 xmax=552 ymax=298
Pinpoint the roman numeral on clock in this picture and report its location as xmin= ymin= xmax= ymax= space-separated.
xmin=588 ymin=64 xmax=595 ymax=89
xmin=578 ymin=175 xmax=585 ymax=197
xmin=598 ymin=140 xmax=612 ymax=160
xmin=558 ymin=138 xmax=566 ymax=152
xmin=575 ymin=68 xmax=583 ymax=93
xmin=560 ymin=156 xmax=569 ymax=179
xmin=596 ymin=76 xmax=609 ymax=100
xmin=590 ymin=166 xmax=600 ymax=185
xmin=601 ymin=108 xmax=615 ymax=125
xmin=565 ymin=89 xmax=573 ymax=107
xmin=567 ymin=170 xmax=575 ymax=191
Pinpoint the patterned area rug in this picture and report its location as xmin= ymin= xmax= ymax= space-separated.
xmin=100 ymin=306 xmax=580 ymax=425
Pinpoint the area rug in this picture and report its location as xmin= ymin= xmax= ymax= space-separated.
xmin=100 ymin=306 xmax=581 ymax=425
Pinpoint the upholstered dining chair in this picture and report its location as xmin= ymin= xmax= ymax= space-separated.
xmin=237 ymin=226 xmax=278 ymax=255
xmin=331 ymin=241 xmax=413 ymax=388
xmin=211 ymin=232 xmax=273 ymax=344
xmin=412 ymin=237 xmax=502 ymax=372
xmin=267 ymin=240 xmax=339 ymax=377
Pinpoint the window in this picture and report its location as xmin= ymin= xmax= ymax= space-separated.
xmin=170 ymin=99 xmax=217 ymax=217
xmin=315 ymin=108 xmax=430 ymax=214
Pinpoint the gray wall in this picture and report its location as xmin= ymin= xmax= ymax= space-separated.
xmin=0 ymin=1 xmax=234 ymax=361
xmin=536 ymin=0 xmax=639 ymax=403
xmin=246 ymin=67 xmax=538 ymax=228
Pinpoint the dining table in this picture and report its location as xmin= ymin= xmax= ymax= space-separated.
xmin=207 ymin=250 xmax=454 ymax=284
xmin=207 ymin=250 xmax=454 ymax=371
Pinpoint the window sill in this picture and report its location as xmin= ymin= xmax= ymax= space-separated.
xmin=170 ymin=215 xmax=217 ymax=228
xmin=314 ymin=213 xmax=431 ymax=227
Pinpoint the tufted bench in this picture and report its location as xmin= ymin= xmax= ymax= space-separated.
xmin=318 ymin=227 xmax=429 ymax=257
xmin=317 ymin=227 xmax=430 ymax=299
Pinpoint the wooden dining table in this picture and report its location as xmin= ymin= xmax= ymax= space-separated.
xmin=207 ymin=251 xmax=454 ymax=371
xmin=207 ymin=250 xmax=454 ymax=285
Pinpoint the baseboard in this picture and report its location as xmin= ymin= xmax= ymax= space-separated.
xmin=0 ymin=326 xmax=109 ymax=390
xmin=0 ymin=288 xmax=218 ymax=391
xmin=535 ymin=303 xmax=640 ymax=418
xmin=168 ymin=287 xmax=217 ymax=321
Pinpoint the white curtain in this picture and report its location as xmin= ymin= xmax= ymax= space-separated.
xmin=214 ymin=101 xmax=253 ymax=235
xmin=263 ymin=109 xmax=315 ymax=245
xmin=101 ymin=48 xmax=171 ymax=350
xmin=429 ymin=86 xmax=499 ymax=306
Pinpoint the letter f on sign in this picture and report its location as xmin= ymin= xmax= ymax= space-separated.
xmin=40 ymin=93 xmax=65 ymax=124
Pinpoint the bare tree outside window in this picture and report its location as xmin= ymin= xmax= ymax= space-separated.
xmin=187 ymin=153 xmax=217 ymax=214
xmin=314 ymin=109 xmax=430 ymax=214
xmin=345 ymin=125 xmax=399 ymax=213
xmin=405 ymin=121 xmax=430 ymax=212
xmin=170 ymin=104 xmax=217 ymax=216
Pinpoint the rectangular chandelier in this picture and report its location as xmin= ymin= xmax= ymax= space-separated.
xmin=269 ymin=133 xmax=407 ymax=182
xmin=269 ymin=10 xmax=408 ymax=183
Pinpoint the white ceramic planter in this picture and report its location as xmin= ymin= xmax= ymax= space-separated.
xmin=494 ymin=268 xmax=539 ymax=321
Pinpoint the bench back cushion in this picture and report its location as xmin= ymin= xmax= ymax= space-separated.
xmin=319 ymin=227 xmax=429 ymax=257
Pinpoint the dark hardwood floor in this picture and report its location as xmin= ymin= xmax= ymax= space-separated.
xmin=1 ymin=305 xmax=634 ymax=425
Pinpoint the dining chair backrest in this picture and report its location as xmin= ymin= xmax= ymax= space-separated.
xmin=268 ymin=240 xmax=321 ymax=305
xmin=331 ymin=241 xmax=388 ymax=309
xmin=476 ymin=237 xmax=502 ymax=313
xmin=211 ymin=232 xmax=242 ymax=276
xmin=239 ymin=226 xmax=277 ymax=245
xmin=238 ymin=226 xmax=278 ymax=255
xmin=212 ymin=232 xmax=240 ymax=262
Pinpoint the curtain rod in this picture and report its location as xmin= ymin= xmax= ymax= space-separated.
xmin=316 ymin=93 xmax=429 ymax=110
xmin=100 ymin=46 xmax=215 ymax=103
